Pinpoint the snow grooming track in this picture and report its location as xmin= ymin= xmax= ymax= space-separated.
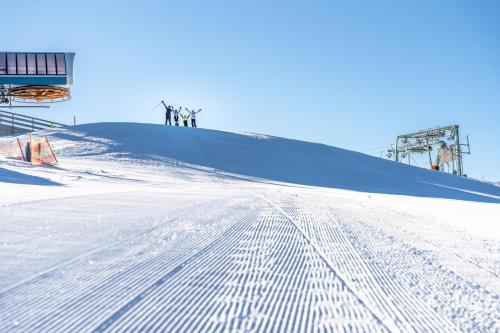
xmin=0 ymin=191 xmax=211 ymax=294
xmin=0 ymin=196 xmax=258 ymax=333
xmin=330 ymin=207 xmax=500 ymax=332
xmin=356 ymin=202 xmax=500 ymax=291
xmin=260 ymin=189 xmax=499 ymax=333
xmin=97 ymin=193 xmax=390 ymax=333
xmin=90 ymin=206 xmax=259 ymax=333
xmin=0 ymin=190 xmax=217 ymax=290
xmin=250 ymin=191 xmax=397 ymax=333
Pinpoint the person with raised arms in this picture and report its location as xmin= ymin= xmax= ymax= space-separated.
xmin=184 ymin=107 xmax=202 ymax=128
xmin=180 ymin=111 xmax=190 ymax=127
xmin=173 ymin=107 xmax=181 ymax=126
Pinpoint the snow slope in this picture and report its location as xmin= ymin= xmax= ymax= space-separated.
xmin=0 ymin=123 xmax=499 ymax=333
xmin=50 ymin=122 xmax=500 ymax=203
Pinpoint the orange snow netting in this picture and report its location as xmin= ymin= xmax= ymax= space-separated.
xmin=29 ymin=135 xmax=58 ymax=165
xmin=0 ymin=134 xmax=58 ymax=165
xmin=0 ymin=138 xmax=26 ymax=161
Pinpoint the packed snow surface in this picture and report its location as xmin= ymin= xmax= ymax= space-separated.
xmin=0 ymin=123 xmax=499 ymax=333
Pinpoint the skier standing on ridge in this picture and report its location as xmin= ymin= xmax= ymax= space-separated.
xmin=185 ymin=107 xmax=202 ymax=128
xmin=180 ymin=112 xmax=190 ymax=127
xmin=161 ymin=101 xmax=172 ymax=125
xmin=173 ymin=107 xmax=181 ymax=126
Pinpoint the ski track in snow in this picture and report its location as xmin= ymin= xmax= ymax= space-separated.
xmin=256 ymin=190 xmax=499 ymax=332
xmin=1 ymin=184 xmax=498 ymax=332
xmin=1 ymin=123 xmax=500 ymax=333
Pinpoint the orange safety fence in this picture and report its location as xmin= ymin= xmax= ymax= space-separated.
xmin=30 ymin=135 xmax=58 ymax=165
xmin=0 ymin=134 xmax=58 ymax=165
xmin=0 ymin=137 xmax=26 ymax=161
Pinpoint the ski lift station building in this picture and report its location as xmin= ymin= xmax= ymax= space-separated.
xmin=0 ymin=52 xmax=74 ymax=136
xmin=0 ymin=52 xmax=75 ymax=103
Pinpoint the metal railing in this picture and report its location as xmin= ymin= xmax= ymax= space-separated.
xmin=0 ymin=110 xmax=65 ymax=134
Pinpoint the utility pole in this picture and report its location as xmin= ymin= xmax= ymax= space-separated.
xmin=395 ymin=137 xmax=399 ymax=162
xmin=455 ymin=125 xmax=462 ymax=176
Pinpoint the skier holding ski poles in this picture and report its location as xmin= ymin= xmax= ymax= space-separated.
xmin=185 ymin=107 xmax=202 ymax=128
xmin=180 ymin=112 xmax=190 ymax=127
xmin=162 ymin=101 xmax=172 ymax=125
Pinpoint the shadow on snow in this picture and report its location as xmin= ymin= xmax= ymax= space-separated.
xmin=0 ymin=167 xmax=62 ymax=186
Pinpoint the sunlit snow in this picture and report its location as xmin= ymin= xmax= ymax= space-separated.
xmin=0 ymin=123 xmax=499 ymax=332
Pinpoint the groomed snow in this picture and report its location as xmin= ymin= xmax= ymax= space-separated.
xmin=0 ymin=123 xmax=499 ymax=333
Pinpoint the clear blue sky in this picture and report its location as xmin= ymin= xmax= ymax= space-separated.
xmin=4 ymin=0 xmax=500 ymax=180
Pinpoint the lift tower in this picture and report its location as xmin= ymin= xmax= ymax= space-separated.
xmin=394 ymin=125 xmax=470 ymax=176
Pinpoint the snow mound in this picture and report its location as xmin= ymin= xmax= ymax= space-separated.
xmin=41 ymin=122 xmax=500 ymax=203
